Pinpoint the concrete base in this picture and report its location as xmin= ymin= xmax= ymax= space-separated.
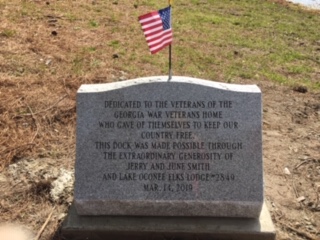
xmin=61 ymin=203 xmax=275 ymax=240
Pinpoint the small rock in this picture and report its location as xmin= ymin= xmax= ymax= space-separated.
xmin=45 ymin=59 xmax=52 ymax=65
xmin=284 ymin=167 xmax=291 ymax=175
xmin=294 ymin=222 xmax=301 ymax=227
xmin=112 ymin=54 xmax=119 ymax=59
xmin=0 ymin=172 xmax=7 ymax=182
xmin=119 ymin=70 xmax=127 ymax=76
xmin=58 ymin=213 xmax=67 ymax=221
xmin=51 ymin=30 xmax=58 ymax=36
xmin=293 ymin=85 xmax=308 ymax=93
xmin=17 ymin=67 xmax=24 ymax=73
xmin=296 ymin=196 xmax=306 ymax=202
xmin=50 ymin=169 xmax=74 ymax=203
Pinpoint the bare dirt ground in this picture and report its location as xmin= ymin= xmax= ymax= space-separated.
xmin=262 ymin=82 xmax=320 ymax=239
xmin=1 ymin=81 xmax=319 ymax=240
xmin=0 ymin=0 xmax=319 ymax=240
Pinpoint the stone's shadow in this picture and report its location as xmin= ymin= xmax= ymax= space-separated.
xmin=60 ymin=203 xmax=275 ymax=240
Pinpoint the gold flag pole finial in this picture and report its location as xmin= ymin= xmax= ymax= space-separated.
xmin=168 ymin=0 xmax=173 ymax=6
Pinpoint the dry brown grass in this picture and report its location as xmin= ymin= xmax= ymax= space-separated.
xmin=0 ymin=0 xmax=180 ymax=167
xmin=0 ymin=0 xmax=320 ymax=239
xmin=1 ymin=0 xmax=319 ymax=169
xmin=0 ymin=0 xmax=157 ymax=169
xmin=0 ymin=2 xmax=166 ymax=239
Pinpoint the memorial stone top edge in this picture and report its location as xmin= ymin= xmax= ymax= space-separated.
xmin=78 ymin=76 xmax=261 ymax=93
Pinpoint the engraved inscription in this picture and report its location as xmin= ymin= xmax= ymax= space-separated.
xmin=95 ymin=100 xmax=244 ymax=193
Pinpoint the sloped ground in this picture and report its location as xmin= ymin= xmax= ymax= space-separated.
xmin=1 ymin=81 xmax=319 ymax=240
xmin=262 ymin=83 xmax=320 ymax=239
xmin=0 ymin=0 xmax=319 ymax=239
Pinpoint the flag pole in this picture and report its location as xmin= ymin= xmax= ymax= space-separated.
xmin=168 ymin=1 xmax=172 ymax=81
xmin=168 ymin=43 xmax=172 ymax=81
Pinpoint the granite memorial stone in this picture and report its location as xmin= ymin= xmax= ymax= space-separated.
xmin=74 ymin=76 xmax=263 ymax=218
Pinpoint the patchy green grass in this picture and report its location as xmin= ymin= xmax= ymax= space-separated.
xmin=0 ymin=28 xmax=16 ymax=37
xmin=89 ymin=20 xmax=99 ymax=28
xmin=163 ymin=0 xmax=320 ymax=89
xmin=0 ymin=0 xmax=319 ymax=89
xmin=1 ymin=2 xmax=319 ymax=239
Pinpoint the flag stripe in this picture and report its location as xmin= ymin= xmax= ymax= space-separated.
xmin=147 ymin=31 xmax=172 ymax=46
xmin=141 ymin=20 xmax=162 ymax=29
xmin=150 ymin=41 xmax=172 ymax=54
xmin=139 ymin=15 xmax=160 ymax=24
xmin=139 ymin=6 xmax=172 ymax=54
xmin=145 ymin=29 xmax=164 ymax=40
xmin=148 ymin=33 xmax=173 ymax=46
xmin=149 ymin=36 xmax=172 ymax=49
xmin=138 ymin=11 xmax=159 ymax=21
xmin=142 ymin=25 xmax=163 ymax=34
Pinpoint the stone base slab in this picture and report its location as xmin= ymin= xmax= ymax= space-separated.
xmin=75 ymin=199 xmax=263 ymax=218
xmin=61 ymin=202 xmax=275 ymax=240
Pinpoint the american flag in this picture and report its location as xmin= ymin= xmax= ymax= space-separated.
xmin=139 ymin=6 xmax=172 ymax=54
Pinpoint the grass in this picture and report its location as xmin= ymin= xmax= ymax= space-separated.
xmin=0 ymin=1 xmax=319 ymax=239
xmin=0 ymin=28 xmax=16 ymax=38
xmin=171 ymin=0 xmax=320 ymax=88
xmin=6 ymin=0 xmax=319 ymax=88
xmin=46 ymin=2 xmax=309 ymax=84
xmin=0 ymin=0 xmax=319 ymax=168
